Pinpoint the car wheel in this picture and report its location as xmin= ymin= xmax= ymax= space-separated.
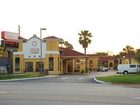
xmin=123 ymin=71 xmax=128 ymax=75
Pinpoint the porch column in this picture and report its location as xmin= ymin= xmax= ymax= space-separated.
xmin=33 ymin=62 xmax=36 ymax=72
xmin=72 ymin=59 xmax=75 ymax=73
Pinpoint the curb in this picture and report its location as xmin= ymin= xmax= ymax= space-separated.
xmin=93 ymin=76 xmax=111 ymax=84
xmin=0 ymin=75 xmax=58 ymax=82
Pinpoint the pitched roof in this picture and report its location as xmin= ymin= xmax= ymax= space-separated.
xmin=18 ymin=36 xmax=27 ymax=42
xmin=18 ymin=36 xmax=26 ymax=40
xmin=44 ymin=36 xmax=60 ymax=39
xmin=87 ymin=54 xmax=98 ymax=56
xmin=59 ymin=47 xmax=86 ymax=57
xmin=98 ymin=56 xmax=115 ymax=61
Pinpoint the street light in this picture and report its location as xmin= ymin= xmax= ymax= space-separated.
xmin=40 ymin=28 xmax=46 ymax=73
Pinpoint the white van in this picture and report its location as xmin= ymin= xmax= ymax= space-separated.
xmin=117 ymin=64 xmax=140 ymax=74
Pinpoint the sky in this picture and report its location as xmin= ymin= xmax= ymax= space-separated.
xmin=0 ymin=0 xmax=140 ymax=55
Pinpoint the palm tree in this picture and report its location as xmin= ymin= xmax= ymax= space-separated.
xmin=78 ymin=30 xmax=92 ymax=54
xmin=123 ymin=45 xmax=135 ymax=64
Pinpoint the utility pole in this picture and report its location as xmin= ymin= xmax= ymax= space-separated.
xmin=40 ymin=28 xmax=46 ymax=73
xmin=18 ymin=25 xmax=21 ymax=37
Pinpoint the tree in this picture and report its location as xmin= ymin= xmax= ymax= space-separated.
xmin=0 ymin=46 xmax=8 ymax=57
xmin=122 ymin=45 xmax=135 ymax=64
xmin=96 ymin=52 xmax=108 ymax=56
xmin=78 ymin=30 xmax=92 ymax=54
xmin=135 ymin=49 xmax=140 ymax=63
xmin=59 ymin=38 xmax=64 ymax=47
xmin=59 ymin=38 xmax=73 ymax=49
xmin=64 ymin=41 xmax=73 ymax=49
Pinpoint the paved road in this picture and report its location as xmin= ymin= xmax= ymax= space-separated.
xmin=11 ymin=74 xmax=97 ymax=84
xmin=0 ymin=72 xmax=140 ymax=105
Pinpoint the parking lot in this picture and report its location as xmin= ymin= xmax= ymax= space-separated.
xmin=93 ymin=70 xmax=118 ymax=77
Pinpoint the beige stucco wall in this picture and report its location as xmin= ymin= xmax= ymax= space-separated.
xmin=88 ymin=56 xmax=98 ymax=71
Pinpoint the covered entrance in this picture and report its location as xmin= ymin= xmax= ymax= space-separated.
xmin=62 ymin=59 xmax=75 ymax=74
xmin=60 ymin=47 xmax=87 ymax=74
xmin=62 ymin=58 xmax=85 ymax=74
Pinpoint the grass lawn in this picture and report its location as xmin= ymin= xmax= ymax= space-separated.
xmin=96 ymin=74 xmax=140 ymax=84
xmin=0 ymin=73 xmax=46 ymax=80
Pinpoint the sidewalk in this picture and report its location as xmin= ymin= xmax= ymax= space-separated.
xmin=0 ymin=75 xmax=58 ymax=82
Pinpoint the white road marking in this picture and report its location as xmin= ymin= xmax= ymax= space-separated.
xmin=61 ymin=77 xmax=69 ymax=80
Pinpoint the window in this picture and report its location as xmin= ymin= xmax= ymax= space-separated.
xmin=89 ymin=60 xmax=93 ymax=65
xmin=60 ymin=51 xmax=63 ymax=55
xmin=15 ymin=58 xmax=20 ymax=71
xmin=130 ymin=65 xmax=136 ymax=68
xmin=137 ymin=65 xmax=140 ymax=68
xmin=76 ymin=59 xmax=80 ymax=63
xmin=120 ymin=59 xmax=122 ymax=64
xmin=49 ymin=57 xmax=54 ymax=71
xmin=89 ymin=60 xmax=93 ymax=63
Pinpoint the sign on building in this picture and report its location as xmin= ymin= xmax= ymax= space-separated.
xmin=1 ymin=31 xmax=18 ymax=41
xmin=1 ymin=31 xmax=19 ymax=48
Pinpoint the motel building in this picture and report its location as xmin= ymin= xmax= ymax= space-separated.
xmin=13 ymin=35 xmax=88 ymax=75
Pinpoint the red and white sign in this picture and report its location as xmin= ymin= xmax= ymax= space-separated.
xmin=1 ymin=31 xmax=18 ymax=41
xmin=30 ymin=48 xmax=39 ymax=54
xmin=4 ymin=40 xmax=19 ymax=48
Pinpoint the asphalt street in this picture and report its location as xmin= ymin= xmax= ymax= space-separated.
xmin=10 ymin=74 xmax=97 ymax=84
xmin=0 ymin=72 xmax=140 ymax=105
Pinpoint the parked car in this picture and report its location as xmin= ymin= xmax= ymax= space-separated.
xmin=97 ymin=66 xmax=108 ymax=72
xmin=0 ymin=66 xmax=7 ymax=73
xmin=117 ymin=64 xmax=140 ymax=75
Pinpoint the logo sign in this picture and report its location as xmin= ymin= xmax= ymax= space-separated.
xmin=30 ymin=48 xmax=39 ymax=54
xmin=4 ymin=40 xmax=19 ymax=48
xmin=1 ymin=40 xmax=19 ymax=48
xmin=1 ymin=31 xmax=18 ymax=41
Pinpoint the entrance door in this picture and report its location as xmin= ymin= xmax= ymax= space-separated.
xmin=67 ymin=60 xmax=73 ymax=73
xmin=25 ymin=62 xmax=33 ymax=72
xmin=36 ymin=62 xmax=44 ymax=72
xmin=68 ymin=64 xmax=72 ymax=72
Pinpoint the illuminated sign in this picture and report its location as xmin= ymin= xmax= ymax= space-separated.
xmin=1 ymin=31 xmax=18 ymax=41
xmin=3 ymin=40 xmax=19 ymax=48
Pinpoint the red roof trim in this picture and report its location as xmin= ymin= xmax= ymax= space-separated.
xmin=59 ymin=47 xmax=87 ymax=57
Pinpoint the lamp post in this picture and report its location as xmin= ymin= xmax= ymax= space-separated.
xmin=40 ymin=28 xmax=46 ymax=73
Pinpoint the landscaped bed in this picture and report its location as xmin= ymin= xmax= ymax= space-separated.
xmin=0 ymin=73 xmax=46 ymax=80
xmin=96 ymin=74 xmax=140 ymax=84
